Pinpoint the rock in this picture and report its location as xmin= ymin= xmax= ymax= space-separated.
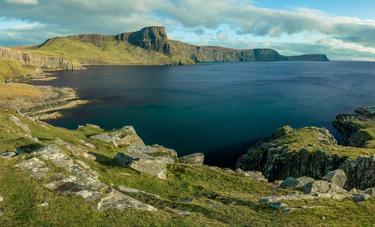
xmin=91 ymin=126 xmax=144 ymax=147
xmin=281 ymin=176 xmax=314 ymax=189
xmin=340 ymin=155 xmax=375 ymax=190
xmin=235 ymin=168 xmax=268 ymax=182
xmin=118 ymin=186 xmax=161 ymax=199
xmin=37 ymin=202 xmax=49 ymax=207
xmin=352 ymin=193 xmax=371 ymax=202
xmin=176 ymin=197 xmax=194 ymax=203
xmin=114 ymin=152 xmax=174 ymax=179
xmin=9 ymin=115 xmax=31 ymax=134
xmin=0 ymin=195 xmax=3 ymax=203
xmin=303 ymin=180 xmax=347 ymax=194
xmin=259 ymin=198 xmax=287 ymax=209
xmin=126 ymin=144 xmax=177 ymax=158
xmin=54 ymin=138 xmax=96 ymax=160
xmin=97 ymin=190 xmax=157 ymax=211
xmin=16 ymin=157 xmax=49 ymax=180
xmin=322 ymin=169 xmax=347 ymax=188
xmin=0 ymin=152 xmax=17 ymax=158
xmin=272 ymin=125 xmax=294 ymax=138
xmin=179 ymin=153 xmax=204 ymax=165
xmin=224 ymin=168 xmax=236 ymax=174
xmin=364 ymin=187 xmax=375 ymax=196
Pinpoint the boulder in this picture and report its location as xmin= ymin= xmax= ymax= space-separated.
xmin=91 ymin=126 xmax=144 ymax=147
xmin=303 ymin=180 xmax=347 ymax=194
xmin=126 ymin=144 xmax=177 ymax=158
xmin=97 ymin=190 xmax=157 ymax=211
xmin=114 ymin=152 xmax=174 ymax=179
xmin=16 ymin=157 xmax=49 ymax=180
xmin=179 ymin=153 xmax=204 ymax=165
xmin=235 ymin=168 xmax=268 ymax=182
xmin=364 ymin=187 xmax=375 ymax=196
xmin=322 ymin=169 xmax=347 ymax=188
xmin=280 ymin=176 xmax=314 ymax=189
xmin=352 ymin=193 xmax=371 ymax=202
xmin=0 ymin=151 xmax=17 ymax=158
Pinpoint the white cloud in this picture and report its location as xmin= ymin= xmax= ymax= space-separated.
xmin=0 ymin=0 xmax=373 ymax=60
xmin=5 ymin=0 xmax=38 ymax=5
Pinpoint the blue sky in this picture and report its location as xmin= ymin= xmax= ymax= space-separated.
xmin=0 ymin=0 xmax=374 ymax=60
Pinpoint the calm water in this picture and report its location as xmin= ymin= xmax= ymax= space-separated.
xmin=35 ymin=61 xmax=375 ymax=167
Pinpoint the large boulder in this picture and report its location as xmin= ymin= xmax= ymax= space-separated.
xmin=15 ymin=157 xmax=49 ymax=180
xmin=97 ymin=190 xmax=157 ymax=211
xmin=91 ymin=126 xmax=144 ymax=147
xmin=303 ymin=180 xmax=347 ymax=194
xmin=114 ymin=152 xmax=174 ymax=179
xmin=126 ymin=144 xmax=177 ymax=158
xmin=179 ymin=153 xmax=205 ymax=165
xmin=280 ymin=176 xmax=314 ymax=189
xmin=322 ymin=169 xmax=347 ymax=188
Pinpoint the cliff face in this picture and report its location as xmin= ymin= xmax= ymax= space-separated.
xmin=35 ymin=26 xmax=329 ymax=65
xmin=0 ymin=47 xmax=83 ymax=71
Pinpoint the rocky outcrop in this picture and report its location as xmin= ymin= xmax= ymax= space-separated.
xmin=116 ymin=26 xmax=171 ymax=55
xmin=114 ymin=152 xmax=174 ymax=179
xmin=91 ymin=126 xmax=144 ymax=147
xmin=237 ymin=122 xmax=375 ymax=190
xmin=333 ymin=107 xmax=375 ymax=148
xmin=179 ymin=153 xmax=205 ymax=165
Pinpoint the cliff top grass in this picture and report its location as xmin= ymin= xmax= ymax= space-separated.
xmin=25 ymin=37 xmax=182 ymax=65
xmin=0 ymin=59 xmax=29 ymax=82
xmin=270 ymin=126 xmax=375 ymax=159
xmin=1 ymin=111 xmax=375 ymax=226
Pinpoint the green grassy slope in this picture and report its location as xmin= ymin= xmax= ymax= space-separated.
xmin=30 ymin=37 xmax=188 ymax=65
xmin=0 ymin=59 xmax=30 ymax=82
xmin=0 ymin=111 xmax=374 ymax=226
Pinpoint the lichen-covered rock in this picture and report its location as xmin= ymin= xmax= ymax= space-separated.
xmin=97 ymin=190 xmax=157 ymax=211
xmin=364 ymin=187 xmax=375 ymax=196
xmin=351 ymin=193 xmax=371 ymax=202
xmin=322 ymin=169 xmax=347 ymax=188
xmin=303 ymin=180 xmax=347 ymax=194
xmin=9 ymin=115 xmax=31 ymax=135
xmin=235 ymin=168 xmax=268 ymax=182
xmin=272 ymin=125 xmax=294 ymax=139
xmin=91 ymin=126 xmax=144 ymax=147
xmin=126 ymin=144 xmax=177 ymax=158
xmin=16 ymin=157 xmax=49 ymax=180
xmin=179 ymin=153 xmax=204 ymax=165
xmin=114 ymin=152 xmax=174 ymax=179
xmin=280 ymin=176 xmax=314 ymax=189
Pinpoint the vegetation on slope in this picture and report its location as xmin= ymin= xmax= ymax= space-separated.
xmin=0 ymin=59 xmax=29 ymax=82
xmin=0 ymin=111 xmax=374 ymax=226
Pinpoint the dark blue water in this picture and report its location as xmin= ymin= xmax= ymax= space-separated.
xmin=35 ymin=61 xmax=375 ymax=167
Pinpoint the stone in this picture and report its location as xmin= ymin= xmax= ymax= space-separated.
xmin=322 ymin=169 xmax=347 ymax=188
xmin=114 ymin=152 xmax=174 ymax=179
xmin=364 ymin=187 xmax=375 ymax=196
xmin=126 ymin=144 xmax=177 ymax=158
xmin=16 ymin=157 xmax=49 ymax=180
xmin=235 ymin=169 xmax=268 ymax=182
xmin=179 ymin=153 xmax=204 ymax=165
xmin=281 ymin=176 xmax=314 ymax=189
xmin=97 ymin=190 xmax=157 ymax=211
xmin=224 ymin=168 xmax=236 ymax=174
xmin=91 ymin=126 xmax=144 ymax=147
xmin=352 ymin=193 xmax=371 ymax=202
xmin=303 ymin=180 xmax=347 ymax=194
xmin=54 ymin=138 xmax=96 ymax=160
xmin=0 ymin=152 xmax=17 ymax=158
xmin=259 ymin=198 xmax=287 ymax=209
xmin=0 ymin=195 xmax=3 ymax=203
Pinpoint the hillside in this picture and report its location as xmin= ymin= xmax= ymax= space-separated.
xmin=30 ymin=26 xmax=329 ymax=65
xmin=1 ymin=109 xmax=375 ymax=226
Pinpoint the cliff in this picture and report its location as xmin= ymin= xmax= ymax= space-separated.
xmin=237 ymin=107 xmax=375 ymax=190
xmin=34 ymin=26 xmax=329 ymax=65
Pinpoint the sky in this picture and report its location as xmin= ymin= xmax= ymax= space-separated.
xmin=0 ymin=0 xmax=374 ymax=60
